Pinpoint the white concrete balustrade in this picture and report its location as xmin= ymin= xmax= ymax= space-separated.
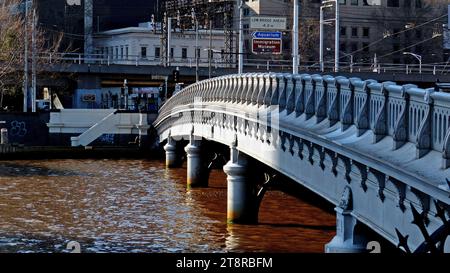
xmin=47 ymin=109 xmax=150 ymax=146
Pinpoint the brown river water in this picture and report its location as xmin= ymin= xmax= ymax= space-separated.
xmin=0 ymin=159 xmax=336 ymax=253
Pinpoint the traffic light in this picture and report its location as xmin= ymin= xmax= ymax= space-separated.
xmin=173 ymin=70 xmax=180 ymax=82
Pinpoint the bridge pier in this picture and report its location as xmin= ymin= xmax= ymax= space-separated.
xmin=223 ymin=142 xmax=257 ymax=224
xmin=325 ymin=187 xmax=367 ymax=253
xmin=164 ymin=136 xmax=178 ymax=168
xmin=185 ymin=136 xmax=207 ymax=188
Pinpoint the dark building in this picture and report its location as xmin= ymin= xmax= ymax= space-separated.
xmin=35 ymin=0 xmax=84 ymax=51
xmin=35 ymin=0 xmax=163 ymax=52
xmin=93 ymin=0 xmax=163 ymax=31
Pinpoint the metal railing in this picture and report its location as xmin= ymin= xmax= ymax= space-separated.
xmin=36 ymin=52 xmax=450 ymax=75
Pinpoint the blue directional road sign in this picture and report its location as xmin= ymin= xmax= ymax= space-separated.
xmin=252 ymin=31 xmax=282 ymax=40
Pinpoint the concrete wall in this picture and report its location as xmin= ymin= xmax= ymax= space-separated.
xmin=0 ymin=113 xmax=50 ymax=146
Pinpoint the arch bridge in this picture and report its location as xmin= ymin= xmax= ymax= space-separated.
xmin=153 ymin=72 xmax=450 ymax=253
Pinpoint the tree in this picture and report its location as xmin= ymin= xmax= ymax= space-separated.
xmin=0 ymin=0 xmax=63 ymax=111
xmin=371 ymin=0 xmax=447 ymax=64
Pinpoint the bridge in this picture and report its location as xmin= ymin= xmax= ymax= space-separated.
xmin=153 ymin=72 xmax=450 ymax=253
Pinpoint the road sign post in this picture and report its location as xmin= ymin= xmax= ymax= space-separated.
xmin=250 ymin=16 xmax=287 ymax=30
xmin=252 ymin=31 xmax=282 ymax=39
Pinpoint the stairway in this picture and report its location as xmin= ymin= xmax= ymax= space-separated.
xmin=71 ymin=111 xmax=118 ymax=146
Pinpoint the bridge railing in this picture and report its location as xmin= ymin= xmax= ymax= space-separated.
xmin=36 ymin=52 xmax=450 ymax=75
xmin=157 ymin=73 xmax=450 ymax=169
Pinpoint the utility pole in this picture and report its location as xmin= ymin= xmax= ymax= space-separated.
xmin=320 ymin=1 xmax=339 ymax=73
xmin=334 ymin=0 xmax=340 ymax=73
xmin=192 ymin=8 xmax=199 ymax=82
xmin=84 ymin=0 xmax=94 ymax=62
xmin=161 ymin=12 xmax=167 ymax=67
xmin=292 ymin=0 xmax=299 ymax=74
xmin=319 ymin=5 xmax=324 ymax=72
xmin=167 ymin=17 xmax=172 ymax=67
xmin=209 ymin=18 xmax=212 ymax=78
xmin=238 ymin=0 xmax=244 ymax=74
xmin=195 ymin=20 xmax=199 ymax=82
xmin=23 ymin=0 xmax=30 ymax=112
xmin=31 ymin=7 xmax=36 ymax=113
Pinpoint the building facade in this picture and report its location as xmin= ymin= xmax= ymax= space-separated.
xmin=164 ymin=0 xmax=448 ymax=66
xmin=93 ymin=24 xmax=233 ymax=67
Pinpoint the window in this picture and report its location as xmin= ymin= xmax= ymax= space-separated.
xmin=415 ymin=45 xmax=423 ymax=53
xmin=170 ymin=48 xmax=174 ymax=58
xmin=393 ymin=43 xmax=400 ymax=51
xmin=125 ymin=46 xmax=129 ymax=59
xmin=340 ymin=42 xmax=346 ymax=52
xmin=120 ymin=46 xmax=124 ymax=59
xmin=363 ymin=27 xmax=369 ymax=38
xmin=415 ymin=29 xmax=422 ymax=39
xmin=403 ymin=0 xmax=411 ymax=7
xmin=387 ymin=0 xmax=399 ymax=7
xmin=197 ymin=48 xmax=201 ymax=59
xmin=351 ymin=27 xmax=358 ymax=37
xmin=351 ymin=43 xmax=358 ymax=52
xmin=155 ymin=47 xmax=160 ymax=58
xmin=182 ymin=48 xmax=187 ymax=59
xmin=415 ymin=0 xmax=422 ymax=8
xmin=115 ymin=47 xmax=119 ymax=59
xmin=243 ymin=8 xmax=250 ymax=16
xmin=404 ymin=31 xmax=410 ymax=39
xmin=362 ymin=43 xmax=369 ymax=52
xmin=340 ymin=26 xmax=347 ymax=36
xmin=141 ymin=47 xmax=147 ymax=58
xmin=351 ymin=0 xmax=358 ymax=5
xmin=339 ymin=0 xmax=346 ymax=4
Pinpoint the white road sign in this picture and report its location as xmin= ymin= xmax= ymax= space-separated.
xmin=250 ymin=17 xmax=287 ymax=30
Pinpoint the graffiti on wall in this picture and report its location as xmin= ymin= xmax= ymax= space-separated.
xmin=10 ymin=121 xmax=27 ymax=137
xmin=98 ymin=134 xmax=115 ymax=145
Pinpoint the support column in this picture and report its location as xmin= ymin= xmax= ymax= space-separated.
xmin=164 ymin=136 xmax=178 ymax=168
xmin=325 ymin=186 xmax=367 ymax=253
xmin=184 ymin=136 xmax=205 ymax=188
xmin=223 ymin=141 xmax=256 ymax=224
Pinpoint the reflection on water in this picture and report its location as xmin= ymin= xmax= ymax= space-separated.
xmin=0 ymin=159 xmax=335 ymax=253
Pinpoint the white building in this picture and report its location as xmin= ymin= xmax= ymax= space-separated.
xmin=93 ymin=23 xmax=235 ymax=67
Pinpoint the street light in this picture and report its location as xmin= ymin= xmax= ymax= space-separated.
xmin=319 ymin=0 xmax=340 ymax=73
xmin=191 ymin=8 xmax=199 ymax=82
xmin=403 ymin=52 xmax=422 ymax=74
xmin=292 ymin=0 xmax=299 ymax=74
xmin=238 ymin=0 xmax=244 ymax=74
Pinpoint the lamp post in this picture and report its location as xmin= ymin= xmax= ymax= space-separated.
xmin=292 ymin=0 xmax=299 ymax=74
xmin=320 ymin=0 xmax=339 ymax=73
xmin=403 ymin=52 xmax=422 ymax=74
xmin=191 ymin=8 xmax=199 ymax=82
xmin=238 ymin=0 xmax=244 ymax=74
